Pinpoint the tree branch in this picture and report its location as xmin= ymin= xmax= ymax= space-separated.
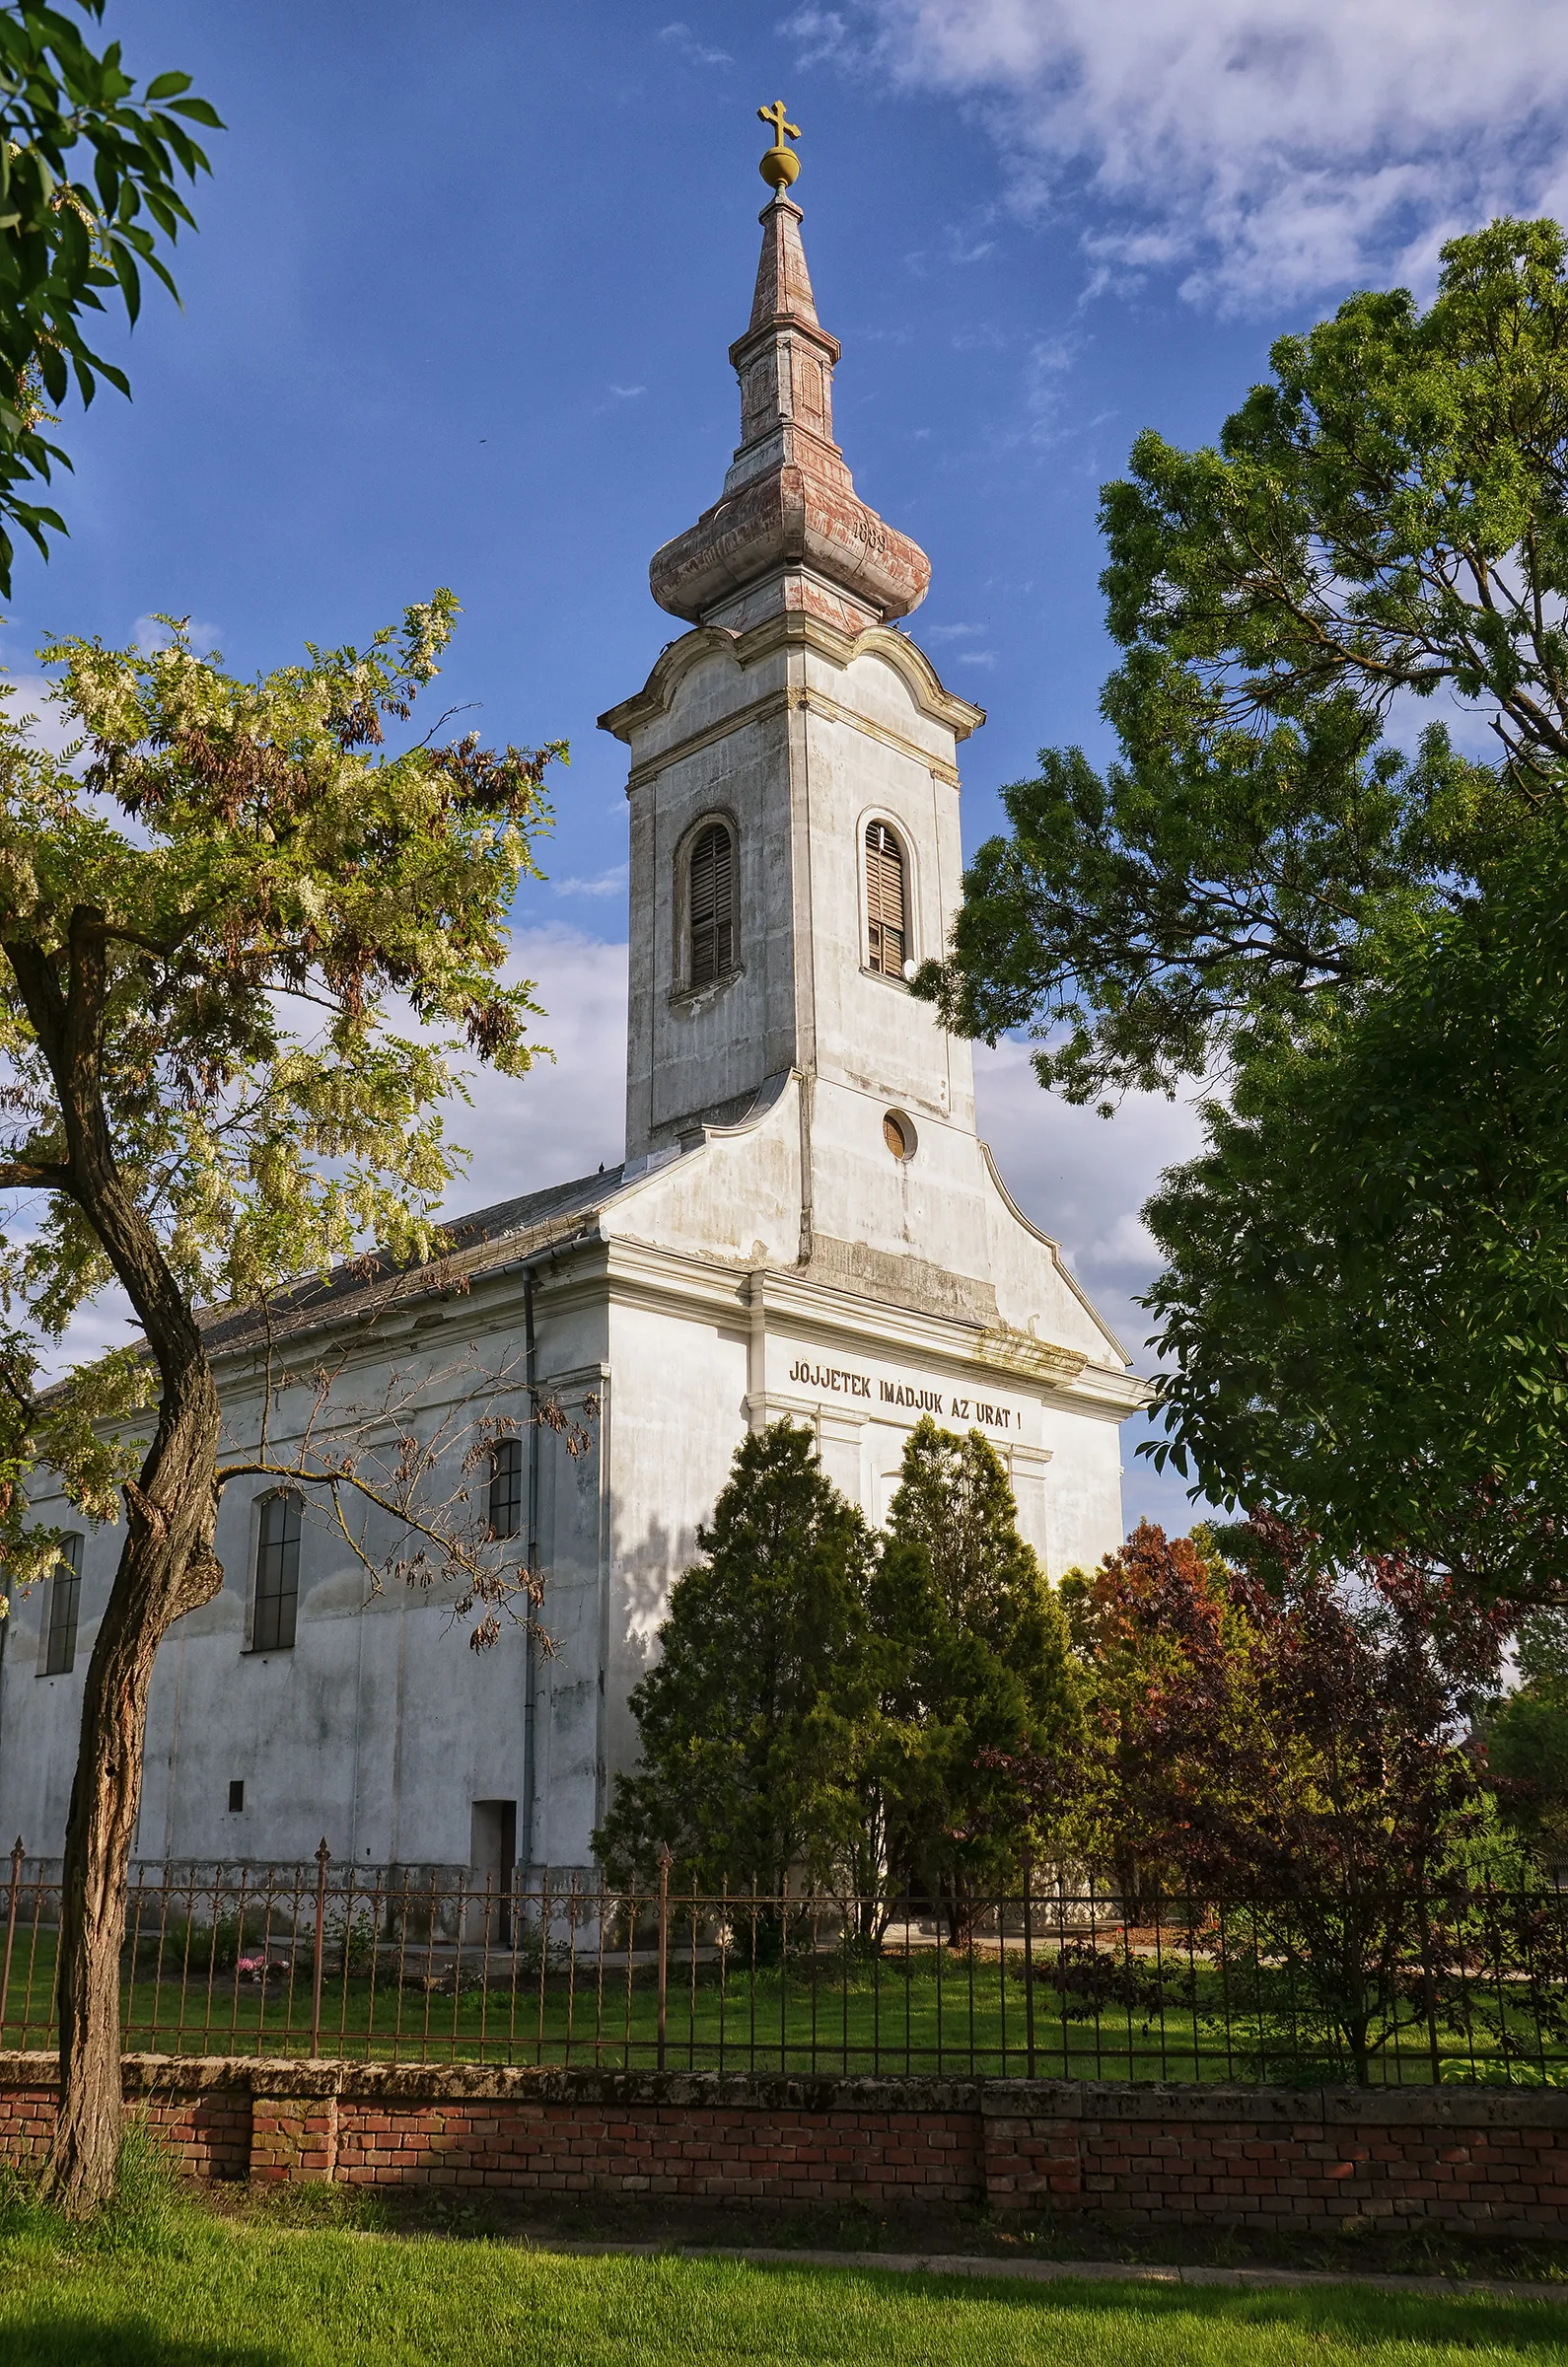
xmin=0 ymin=1158 xmax=68 ymax=1189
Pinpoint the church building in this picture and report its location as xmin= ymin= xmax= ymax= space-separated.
xmin=0 ymin=135 xmax=1145 ymax=1881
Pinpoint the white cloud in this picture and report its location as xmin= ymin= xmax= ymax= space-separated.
xmin=3 ymin=669 xmax=78 ymax=759
xmin=435 ymin=927 xmax=629 ymax=1212
xmin=1026 ymin=331 xmax=1078 ymax=441
xmin=552 ymin=863 xmax=629 ymax=900
xmin=134 ymin=614 xmax=223 ymax=657
xmin=659 ymin=21 xmax=734 ymax=67
xmin=972 ymin=1037 xmax=1216 ymax=1533
xmin=42 ymin=1286 xmax=142 ymax=1384
xmin=787 ymin=8 xmax=852 ymax=66
xmin=788 ymin=0 xmax=1568 ymax=310
xmin=972 ymin=1039 xmax=1203 ymax=1365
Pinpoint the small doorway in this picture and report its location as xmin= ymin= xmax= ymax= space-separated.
xmin=468 ymin=1798 xmax=518 ymax=1948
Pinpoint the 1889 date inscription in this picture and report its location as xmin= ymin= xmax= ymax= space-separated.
xmin=787 ymin=1358 xmax=1018 ymax=1432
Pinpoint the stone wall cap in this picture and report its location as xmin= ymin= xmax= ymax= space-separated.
xmin=4 ymin=2054 xmax=1564 ymax=2128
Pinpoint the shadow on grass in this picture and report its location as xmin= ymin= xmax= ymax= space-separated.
xmin=2 ymin=2255 xmax=1567 ymax=2364
xmin=0 ymin=2321 xmax=280 ymax=2366
xmin=848 ymin=2266 xmax=1568 ymax=2357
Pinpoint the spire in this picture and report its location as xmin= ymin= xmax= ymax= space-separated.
xmin=648 ymin=116 xmax=930 ymax=634
xmin=748 ymin=188 xmax=820 ymax=333
xmin=729 ymin=190 xmax=840 ymax=459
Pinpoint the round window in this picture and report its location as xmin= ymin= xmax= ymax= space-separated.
xmin=884 ymin=1110 xmax=916 ymax=1160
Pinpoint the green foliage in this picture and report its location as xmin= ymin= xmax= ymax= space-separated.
xmin=595 ymin=1417 xmax=1077 ymax=1931
xmin=1483 ymin=1613 xmax=1568 ymax=1858
xmin=1142 ymin=825 xmax=1568 ymax=1603
xmin=918 ymin=217 xmax=1568 ymax=1108
xmin=874 ymin=1417 xmax=1080 ymax=1936
xmin=0 ymin=3 xmax=221 ymax=592
xmin=592 ymin=1421 xmax=879 ymax=1897
xmin=917 ymin=728 xmax=1455 ymax=1111
xmin=916 ymin=214 xmax=1568 ymax=1589
xmin=0 ymin=595 xmax=561 ymax=1585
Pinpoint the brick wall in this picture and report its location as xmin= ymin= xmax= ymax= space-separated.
xmin=2 ymin=2056 xmax=1564 ymax=2235
xmin=0 ymin=2078 xmax=51 ymax=2173
xmin=981 ymin=2082 xmax=1568 ymax=2236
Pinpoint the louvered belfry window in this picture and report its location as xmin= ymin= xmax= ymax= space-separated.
xmin=688 ymin=822 xmax=736 ymax=988
xmin=866 ymin=822 xmax=906 ymax=976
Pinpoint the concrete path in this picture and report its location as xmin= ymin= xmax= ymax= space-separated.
xmin=542 ymin=2240 xmax=1568 ymax=2304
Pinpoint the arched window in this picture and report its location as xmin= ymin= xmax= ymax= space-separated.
xmin=489 ymin=1436 xmax=524 ymax=1541
xmin=252 ymin=1491 xmax=302 ymax=1653
xmin=865 ymin=821 xmax=906 ymax=977
xmin=688 ymin=821 xmax=736 ymax=989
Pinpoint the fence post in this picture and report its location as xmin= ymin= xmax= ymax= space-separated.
xmin=310 ymin=1836 xmax=330 ymax=2058
xmin=0 ymin=1836 xmax=23 ymax=2037
xmin=657 ymin=1844 xmax=671 ymax=2073
xmin=1022 ymin=1849 xmax=1036 ymax=2081
xmin=1415 ymin=1869 xmax=1443 ymax=2089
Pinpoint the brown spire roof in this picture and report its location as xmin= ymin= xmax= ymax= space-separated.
xmin=648 ymin=190 xmax=931 ymax=632
xmin=748 ymin=185 xmax=822 ymax=331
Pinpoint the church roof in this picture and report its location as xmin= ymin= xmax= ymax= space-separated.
xmin=647 ymin=183 xmax=930 ymax=628
xmin=192 ymin=1163 xmax=627 ymax=1364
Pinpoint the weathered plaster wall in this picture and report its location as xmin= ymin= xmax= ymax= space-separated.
xmin=0 ymin=1285 xmax=610 ymax=1875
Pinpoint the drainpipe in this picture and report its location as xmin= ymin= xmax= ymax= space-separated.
xmin=522 ymin=1266 xmax=539 ymax=1872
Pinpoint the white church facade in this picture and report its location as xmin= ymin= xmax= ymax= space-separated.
xmin=0 ymin=161 xmax=1145 ymax=1881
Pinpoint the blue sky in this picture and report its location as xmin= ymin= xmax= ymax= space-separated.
xmin=11 ymin=0 xmax=1563 ymax=1535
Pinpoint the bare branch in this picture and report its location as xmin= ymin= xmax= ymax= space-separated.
xmin=214 ymin=1337 xmax=596 ymax=1651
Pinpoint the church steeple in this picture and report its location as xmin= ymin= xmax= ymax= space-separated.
xmin=747 ymin=182 xmax=822 ymax=336
xmin=605 ymin=113 xmax=982 ymax=1168
xmin=648 ymin=134 xmax=930 ymax=633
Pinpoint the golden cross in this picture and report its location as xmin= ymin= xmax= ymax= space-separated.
xmin=758 ymin=99 xmax=800 ymax=150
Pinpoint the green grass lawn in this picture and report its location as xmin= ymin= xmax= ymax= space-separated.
xmin=4 ymin=1927 xmax=1558 ymax=2084
xmin=2 ymin=2203 xmax=1567 ymax=2367
xmin=0 ymin=2141 xmax=1563 ymax=2367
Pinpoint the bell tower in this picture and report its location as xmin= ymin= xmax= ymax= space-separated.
xmin=600 ymin=109 xmax=984 ymax=1197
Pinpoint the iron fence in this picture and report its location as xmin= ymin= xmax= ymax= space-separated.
xmin=2 ymin=1839 xmax=1566 ymax=2086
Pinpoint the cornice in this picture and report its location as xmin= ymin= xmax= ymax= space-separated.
xmin=741 ymin=1259 xmax=1144 ymax=1415
xmin=622 ymin=686 xmax=790 ymax=794
xmin=800 ymin=683 xmax=962 ymax=786
xmin=601 ymin=612 xmax=984 ymax=791
xmin=599 ymin=611 xmax=983 ymax=741
xmin=550 ymin=1234 xmax=1147 ymax=1419
xmin=732 ymin=612 xmax=984 ymax=742
xmin=837 ymin=624 xmax=985 ymax=741
xmin=598 ymin=625 xmax=742 ymax=744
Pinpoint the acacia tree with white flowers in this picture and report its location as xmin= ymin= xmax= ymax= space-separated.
xmin=0 ymin=593 xmax=563 ymax=2208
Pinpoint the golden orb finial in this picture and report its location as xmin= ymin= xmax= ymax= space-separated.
xmin=757 ymin=98 xmax=801 ymax=190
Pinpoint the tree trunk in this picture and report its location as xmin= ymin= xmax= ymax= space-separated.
xmin=44 ymin=1351 xmax=223 ymax=2212
xmin=3 ymin=916 xmax=228 ymax=2213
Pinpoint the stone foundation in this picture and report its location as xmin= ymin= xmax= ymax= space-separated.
xmin=1 ymin=2057 xmax=1564 ymax=2236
